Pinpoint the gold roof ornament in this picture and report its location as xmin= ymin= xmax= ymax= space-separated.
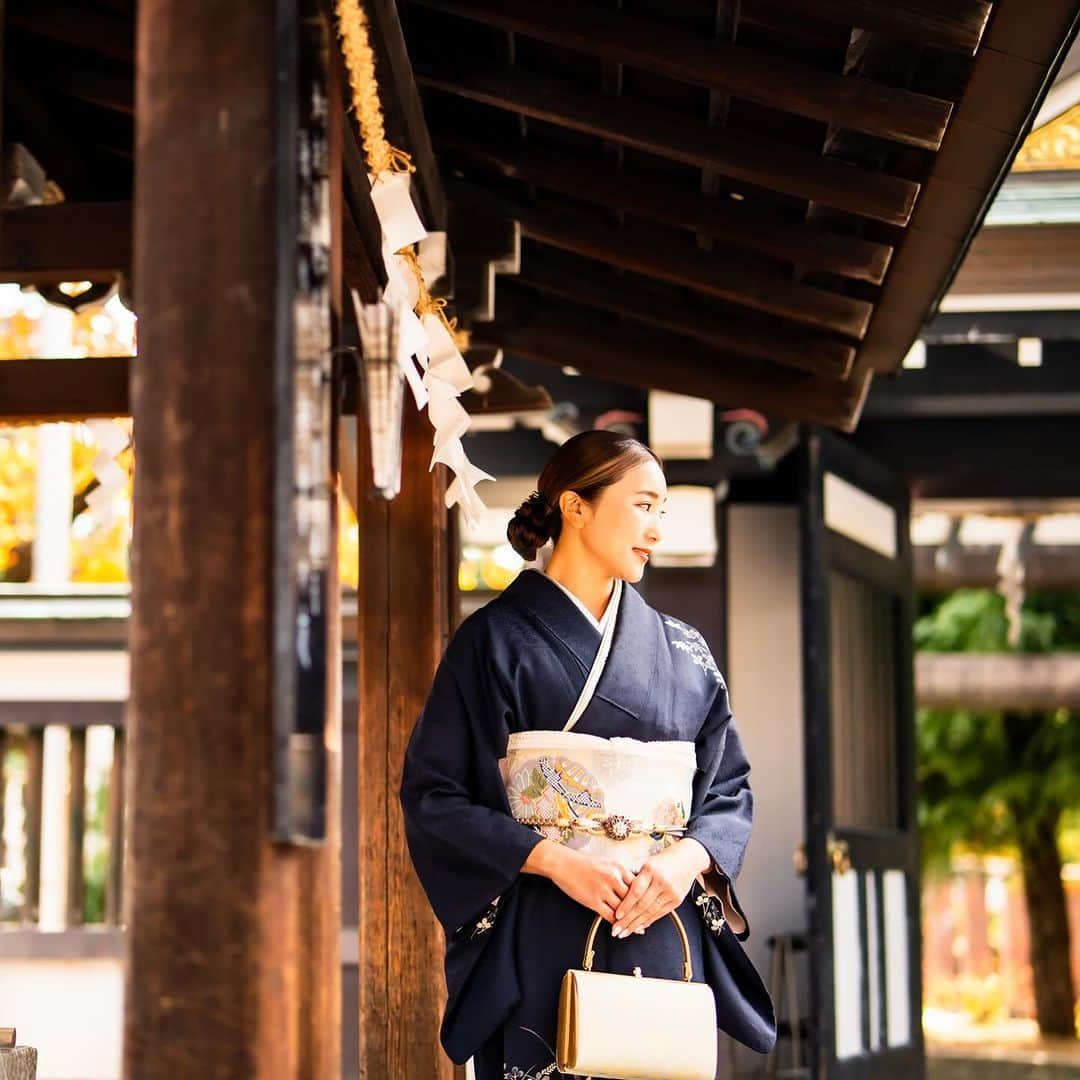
xmin=1013 ymin=102 xmax=1080 ymax=172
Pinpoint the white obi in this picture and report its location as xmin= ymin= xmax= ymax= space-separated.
xmin=499 ymin=730 xmax=697 ymax=871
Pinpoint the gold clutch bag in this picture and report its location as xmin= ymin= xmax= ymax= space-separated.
xmin=556 ymin=911 xmax=718 ymax=1080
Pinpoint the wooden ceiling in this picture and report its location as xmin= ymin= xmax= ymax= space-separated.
xmin=398 ymin=0 xmax=1080 ymax=428
xmin=4 ymin=0 xmax=1080 ymax=431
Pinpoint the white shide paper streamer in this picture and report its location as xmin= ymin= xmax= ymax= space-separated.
xmin=358 ymin=170 xmax=492 ymax=527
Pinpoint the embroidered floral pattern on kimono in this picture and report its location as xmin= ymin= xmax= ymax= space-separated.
xmin=663 ymin=616 xmax=724 ymax=684
xmin=693 ymin=883 xmax=727 ymax=938
xmin=505 ymin=755 xmax=604 ymax=847
xmin=456 ymin=895 xmax=502 ymax=941
xmin=503 ymin=1028 xmax=560 ymax=1078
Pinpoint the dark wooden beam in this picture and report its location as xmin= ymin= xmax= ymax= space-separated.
xmin=948 ymin=223 xmax=1080 ymax=297
xmin=356 ymin=403 xmax=453 ymax=1078
xmin=126 ymin=0 xmax=338 ymax=1075
xmin=916 ymin=543 xmax=1080 ymax=592
xmin=440 ymin=136 xmax=893 ymax=284
xmin=917 ymin=653 xmax=1080 ymax=710
xmin=766 ymin=0 xmax=992 ymax=55
xmin=852 ymin=415 xmax=1080 ymax=500
xmin=418 ymin=67 xmax=920 ymax=225
xmin=361 ymin=0 xmax=446 ymax=229
xmin=477 ymin=290 xmax=869 ymax=428
xmin=863 ymin=347 xmax=1080 ymax=419
xmin=1 ymin=202 xmax=131 ymax=282
xmin=452 ymin=182 xmax=873 ymax=338
xmin=27 ymin=58 xmax=134 ymax=115
xmin=7 ymin=1 xmax=134 ymax=62
xmin=0 ymin=357 xmax=130 ymax=421
xmin=334 ymin=42 xmax=389 ymax=301
xmin=414 ymin=0 xmax=952 ymax=149
xmin=509 ymin=257 xmax=856 ymax=378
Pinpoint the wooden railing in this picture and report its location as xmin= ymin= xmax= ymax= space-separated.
xmin=1 ymin=716 xmax=125 ymax=937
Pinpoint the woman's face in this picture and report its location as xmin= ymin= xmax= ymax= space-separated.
xmin=573 ymin=457 xmax=668 ymax=582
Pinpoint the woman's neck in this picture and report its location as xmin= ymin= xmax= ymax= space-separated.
xmin=543 ymin=544 xmax=616 ymax=623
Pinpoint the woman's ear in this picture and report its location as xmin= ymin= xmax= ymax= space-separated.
xmin=558 ymin=489 xmax=586 ymax=529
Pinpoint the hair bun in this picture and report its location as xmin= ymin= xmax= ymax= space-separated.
xmin=507 ymin=490 xmax=557 ymax=561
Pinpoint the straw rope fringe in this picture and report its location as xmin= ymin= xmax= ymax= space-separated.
xmin=333 ymin=0 xmax=412 ymax=177
xmin=334 ymin=0 xmax=471 ymax=353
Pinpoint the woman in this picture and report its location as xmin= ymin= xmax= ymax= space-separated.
xmin=400 ymin=430 xmax=775 ymax=1079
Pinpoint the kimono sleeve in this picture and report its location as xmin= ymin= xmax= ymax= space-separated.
xmin=684 ymin=679 xmax=754 ymax=939
xmin=399 ymin=643 xmax=544 ymax=934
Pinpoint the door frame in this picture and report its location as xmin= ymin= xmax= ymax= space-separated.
xmin=799 ymin=426 xmax=925 ymax=1079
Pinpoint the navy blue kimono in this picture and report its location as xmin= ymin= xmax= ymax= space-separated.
xmin=400 ymin=568 xmax=776 ymax=1078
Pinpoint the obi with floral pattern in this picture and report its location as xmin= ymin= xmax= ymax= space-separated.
xmin=498 ymin=729 xmax=696 ymax=867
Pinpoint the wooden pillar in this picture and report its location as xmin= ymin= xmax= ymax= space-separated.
xmin=126 ymin=1 xmax=339 ymax=1075
xmin=357 ymin=404 xmax=452 ymax=1077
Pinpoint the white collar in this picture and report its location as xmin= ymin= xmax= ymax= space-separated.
xmin=537 ymin=570 xmax=619 ymax=634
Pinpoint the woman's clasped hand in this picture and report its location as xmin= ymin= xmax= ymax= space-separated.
xmin=526 ymin=834 xmax=712 ymax=938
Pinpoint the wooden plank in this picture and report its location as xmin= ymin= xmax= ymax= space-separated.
xmin=1 ymin=202 xmax=131 ymax=283
xmin=442 ymin=137 xmax=893 ymax=283
xmin=0 ymin=357 xmax=130 ymax=421
xmin=356 ymin=399 xmax=453 ymax=1076
xmin=104 ymin=727 xmax=125 ymax=926
xmin=479 ymin=291 xmax=865 ymax=427
xmin=418 ymin=67 xmax=920 ymax=225
xmin=916 ymin=543 xmax=1080 ymax=591
xmin=765 ymin=0 xmax=991 ymax=55
xmin=126 ymin=0 xmax=338 ymax=1075
xmin=65 ymin=727 xmax=86 ymax=927
xmin=509 ymin=259 xmax=856 ymax=378
xmin=455 ymin=184 xmax=874 ymax=338
xmin=917 ymin=652 xmax=1080 ymax=710
xmin=415 ymin=0 xmax=952 ymax=149
xmin=22 ymin=729 xmax=43 ymax=925
xmin=949 ymin=223 xmax=1080 ymax=296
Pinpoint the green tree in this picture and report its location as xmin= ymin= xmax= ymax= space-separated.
xmin=916 ymin=589 xmax=1080 ymax=1037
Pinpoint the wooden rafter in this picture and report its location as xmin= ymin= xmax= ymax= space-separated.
xmin=766 ymin=0 xmax=992 ymax=55
xmin=452 ymin=181 xmax=873 ymax=338
xmin=417 ymin=67 xmax=920 ymax=224
xmin=439 ymin=136 xmax=893 ymax=284
xmin=414 ymin=0 xmax=953 ymax=149
xmin=24 ymin=59 xmax=134 ymax=115
xmin=476 ymin=290 xmax=868 ymax=427
xmin=0 ymin=357 xmax=130 ymax=421
xmin=1 ymin=202 xmax=131 ymax=283
xmin=506 ymin=263 xmax=856 ymax=378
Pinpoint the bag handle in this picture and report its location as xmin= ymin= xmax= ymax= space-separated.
xmin=580 ymin=910 xmax=693 ymax=983
xmin=562 ymin=578 xmax=622 ymax=733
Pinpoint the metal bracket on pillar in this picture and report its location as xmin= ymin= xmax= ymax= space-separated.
xmin=272 ymin=0 xmax=333 ymax=843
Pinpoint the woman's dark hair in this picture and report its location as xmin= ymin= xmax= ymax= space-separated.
xmin=506 ymin=430 xmax=663 ymax=561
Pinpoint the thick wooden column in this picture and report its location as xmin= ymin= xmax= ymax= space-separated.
xmin=357 ymin=404 xmax=452 ymax=1077
xmin=126 ymin=2 xmax=339 ymax=1076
